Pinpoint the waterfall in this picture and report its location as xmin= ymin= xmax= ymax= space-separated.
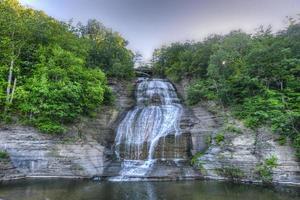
xmin=112 ymin=78 xmax=184 ymax=180
xmin=109 ymin=78 xmax=195 ymax=181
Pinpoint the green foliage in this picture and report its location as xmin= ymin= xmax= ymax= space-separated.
xmin=205 ymin=135 xmax=212 ymax=146
xmin=214 ymin=133 xmax=225 ymax=145
xmin=216 ymin=166 xmax=245 ymax=181
xmin=81 ymin=19 xmax=135 ymax=79
xmin=255 ymin=155 xmax=278 ymax=184
xmin=191 ymin=152 xmax=207 ymax=174
xmin=276 ymin=135 xmax=287 ymax=145
xmin=153 ymin=35 xmax=221 ymax=81
xmin=102 ymin=86 xmax=116 ymax=106
xmin=153 ymin=20 xmax=300 ymax=158
xmin=187 ymin=80 xmax=216 ymax=105
xmin=191 ymin=152 xmax=205 ymax=165
xmin=0 ymin=0 xmax=134 ymax=134
xmin=36 ymin=120 xmax=66 ymax=135
xmin=0 ymin=151 xmax=9 ymax=159
xmin=224 ymin=124 xmax=242 ymax=134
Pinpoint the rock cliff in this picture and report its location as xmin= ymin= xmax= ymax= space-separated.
xmin=175 ymin=79 xmax=300 ymax=185
xmin=0 ymin=77 xmax=299 ymax=185
xmin=0 ymin=79 xmax=135 ymax=180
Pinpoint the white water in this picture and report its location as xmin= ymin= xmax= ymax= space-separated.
xmin=115 ymin=78 xmax=182 ymax=160
xmin=112 ymin=78 xmax=183 ymax=180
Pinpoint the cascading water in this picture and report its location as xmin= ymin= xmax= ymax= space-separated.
xmin=112 ymin=78 xmax=185 ymax=180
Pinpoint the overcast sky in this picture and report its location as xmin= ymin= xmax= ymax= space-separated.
xmin=20 ymin=0 xmax=300 ymax=60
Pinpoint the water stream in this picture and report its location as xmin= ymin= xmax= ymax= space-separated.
xmin=113 ymin=78 xmax=184 ymax=179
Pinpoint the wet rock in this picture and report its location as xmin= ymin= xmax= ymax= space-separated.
xmin=0 ymin=158 xmax=24 ymax=181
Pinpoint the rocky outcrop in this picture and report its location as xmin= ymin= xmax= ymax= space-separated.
xmin=68 ymin=79 xmax=135 ymax=147
xmin=174 ymin=79 xmax=300 ymax=186
xmin=0 ymin=79 xmax=135 ymax=181
xmin=174 ymin=80 xmax=221 ymax=156
xmin=0 ymin=157 xmax=24 ymax=181
xmin=0 ymin=126 xmax=107 ymax=178
xmin=198 ymin=125 xmax=300 ymax=185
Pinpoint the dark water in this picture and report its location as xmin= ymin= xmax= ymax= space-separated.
xmin=0 ymin=179 xmax=299 ymax=200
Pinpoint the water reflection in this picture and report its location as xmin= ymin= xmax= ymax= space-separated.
xmin=0 ymin=179 xmax=299 ymax=200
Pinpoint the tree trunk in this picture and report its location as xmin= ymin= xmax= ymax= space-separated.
xmin=6 ymin=58 xmax=14 ymax=104
xmin=9 ymin=78 xmax=17 ymax=104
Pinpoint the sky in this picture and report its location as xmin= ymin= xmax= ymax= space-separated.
xmin=20 ymin=0 xmax=300 ymax=60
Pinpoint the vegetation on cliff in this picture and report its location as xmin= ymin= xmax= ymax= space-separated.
xmin=152 ymin=18 xmax=300 ymax=158
xmin=0 ymin=0 xmax=134 ymax=133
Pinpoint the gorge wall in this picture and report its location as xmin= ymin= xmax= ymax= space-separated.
xmin=0 ymin=77 xmax=299 ymax=185
xmin=0 ymin=79 xmax=134 ymax=180
xmin=175 ymin=79 xmax=300 ymax=186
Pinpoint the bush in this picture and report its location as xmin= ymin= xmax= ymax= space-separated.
xmin=0 ymin=151 xmax=9 ymax=159
xmin=215 ymin=133 xmax=225 ymax=145
xmin=102 ymin=86 xmax=116 ymax=106
xmin=255 ymin=155 xmax=278 ymax=184
xmin=224 ymin=124 xmax=243 ymax=134
xmin=191 ymin=152 xmax=205 ymax=165
xmin=216 ymin=166 xmax=245 ymax=181
xmin=187 ymin=80 xmax=216 ymax=105
xmin=191 ymin=152 xmax=207 ymax=174
xmin=36 ymin=120 xmax=66 ymax=135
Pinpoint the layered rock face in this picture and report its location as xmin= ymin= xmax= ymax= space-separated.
xmin=0 ymin=157 xmax=24 ymax=181
xmin=199 ymin=127 xmax=300 ymax=185
xmin=175 ymin=79 xmax=300 ymax=185
xmin=116 ymin=133 xmax=191 ymax=160
xmin=0 ymin=126 xmax=106 ymax=178
xmin=1 ymin=76 xmax=299 ymax=185
xmin=0 ymin=79 xmax=134 ymax=180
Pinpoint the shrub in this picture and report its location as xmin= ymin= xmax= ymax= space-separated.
xmin=191 ymin=152 xmax=205 ymax=165
xmin=224 ymin=124 xmax=243 ymax=134
xmin=205 ymin=135 xmax=212 ymax=145
xmin=255 ymin=155 xmax=278 ymax=184
xmin=0 ymin=151 xmax=9 ymax=159
xmin=36 ymin=120 xmax=66 ymax=135
xmin=216 ymin=166 xmax=245 ymax=181
xmin=215 ymin=133 xmax=225 ymax=145
xmin=191 ymin=152 xmax=207 ymax=174
xmin=187 ymin=80 xmax=216 ymax=105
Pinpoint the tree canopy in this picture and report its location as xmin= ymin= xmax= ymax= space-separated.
xmin=0 ymin=0 xmax=134 ymax=133
xmin=153 ymin=20 xmax=300 ymax=158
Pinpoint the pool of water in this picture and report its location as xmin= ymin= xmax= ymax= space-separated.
xmin=0 ymin=179 xmax=299 ymax=200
